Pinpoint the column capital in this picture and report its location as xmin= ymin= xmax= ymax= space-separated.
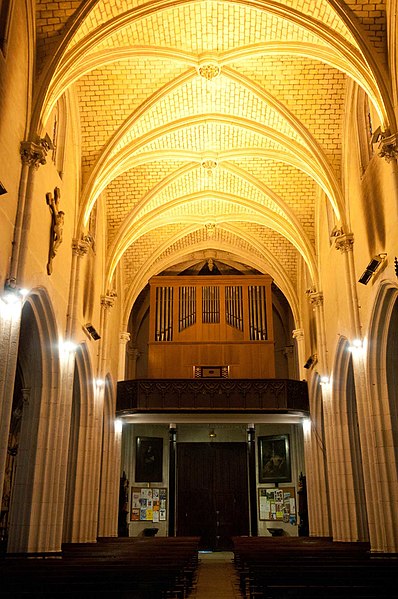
xmin=72 ymin=237 xmax=90 ymax=257
xmin=20 ymin=140 xmax=47 ymax=169
xmin=101 ymin=289 xmax=117 ymax=310
xmin=334 ymin=233 xmax=354 ymax=253
xmin=308 ymin=290 xmax=324 ymax=308
xmin=378 ymin=132 xmax=398 ymax=162
xmin=119 ymin=331 xmax=131 ymax=344
xmin=292 ymin=328 xmax=304 ymax=340
xmin=127 ymin=346 xmax=141 ymax=360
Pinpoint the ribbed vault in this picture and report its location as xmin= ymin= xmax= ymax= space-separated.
xmin=34 ymin=1 xmax=392 ymax=323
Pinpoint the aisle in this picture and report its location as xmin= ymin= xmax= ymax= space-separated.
xmin=192 ymin=551 xmax=241 ymax=599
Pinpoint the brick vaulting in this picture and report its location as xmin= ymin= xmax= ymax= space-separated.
xmin=34 ymin=1 xmax=390 ymax=319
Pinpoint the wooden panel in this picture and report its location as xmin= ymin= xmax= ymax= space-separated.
xmin=148 ymin=341 xmax=275 ymax=378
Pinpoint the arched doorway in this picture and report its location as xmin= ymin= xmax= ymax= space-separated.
xmin=5 ymin=290 xmax=62 ymax=554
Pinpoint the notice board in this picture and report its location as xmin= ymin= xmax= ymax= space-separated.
xmin=258 ymin=486 xmax=296 ymax=524
xmin=130 ymin=487 xmax=167 ymax=522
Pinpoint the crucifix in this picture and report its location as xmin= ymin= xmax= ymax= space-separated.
xmin=46 ymin=187 xmax=64 ymax=275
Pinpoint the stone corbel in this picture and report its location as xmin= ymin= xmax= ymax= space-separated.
xmin=101 ymin=289 xmax=117 ymax=310
xmin=20 ymin=140 xmax=48 ymax=169
xmin=334 ymin=232 xmax=354 ymax=253
xmin=308 ymin=290 xmax=324 ymax=309
xmin=72 ymin=237 xmax=90 ymax=257
xmin=378 ymin=132 xmax=398 ymax=163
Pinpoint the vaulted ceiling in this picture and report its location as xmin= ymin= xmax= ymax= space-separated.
xmin=35 ymin=1 xmax=390 ymax=323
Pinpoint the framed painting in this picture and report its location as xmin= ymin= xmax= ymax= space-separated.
xmin=135 ymin=436 xmax=163 ymax=482
xmin=258 ymin=434 xmax=291 ymax=483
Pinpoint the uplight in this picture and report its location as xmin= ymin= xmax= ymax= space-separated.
xmin=61 ymin=340 xmax=77 ymax=353
xmin=349 ymin=338 xmax=363 ymax=351
xmin=115 ymin=419 xmax=123 ymax=434
xmin=3 ymin=291 xmax=20 ymax=304
xmin=302 ymin=418 xmax=311 ymax=435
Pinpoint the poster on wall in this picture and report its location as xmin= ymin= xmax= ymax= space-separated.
xmin=130 ymin=487 xmax=167 ymax=522
xmin=258 ymin=486 xmax=296 ymax=524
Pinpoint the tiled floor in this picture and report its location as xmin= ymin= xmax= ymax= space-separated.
xmin=192 ymin=551 xmax=241 ymax=598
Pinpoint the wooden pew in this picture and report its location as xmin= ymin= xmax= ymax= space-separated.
xmin=0 ymin=536 xmax=200 ymax=598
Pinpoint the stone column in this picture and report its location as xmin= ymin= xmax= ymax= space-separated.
xmin=303 ymin=377 xmax=331 ymax=538
xmin=0 ymin=298 xmax=24 ymax=508
xmin=247 ymin=425 xmax=258 ymax=536
xmin=334 ymin=234 xmax=381 ymax=549
xmin=91 ymin=292 xmax=118 ymax=540
xmin=168 ymin=425 xmax=177 ymax=537
xmin=292 ymin=328 xmax=305 ymax=380
xmin=118 ymin=332 xmax=130 ymax=381
xmin=66 ymin=238 xmax=90 ymax=338
xmin=14 ymin=140 xmax=48 ymax=287
xmin=0 ymin=140 xmax=47 ymax=516
xmin=126 ymin=346 xmax=141 ymax=380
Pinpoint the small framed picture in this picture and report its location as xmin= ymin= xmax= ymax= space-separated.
xmin=135 ymin=436 xmax=163 ymax=482
xmin=258 ymin=434 xmax=291 ymax=483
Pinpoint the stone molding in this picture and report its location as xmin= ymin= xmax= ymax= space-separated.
xmin=72 ymin=237 xmax=90 ymax=257
xmin=308 ymin=291 xmax=324 ymax=308
xmin=378 ymin=133 xmax=398 ymax=162
xmin=101 ymin=290 xmax=117 ymax=310
xmin=334 ymin=232 xmax=354 ymax=253
xmin=20 ymin=140 xmax=47 ymax=169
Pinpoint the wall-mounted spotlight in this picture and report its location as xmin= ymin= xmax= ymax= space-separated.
xmin=371 ymin=126 xmax=383 ymax=145
xmin=84 ymin=323 xmax=101 ymax=340
xmin=303 ymin=354 xmax=317 ymax=369
xmin=358 ymin=253 xmax=387 ymax=285
xmin=320 ymin=376 xmax=330 ymax=385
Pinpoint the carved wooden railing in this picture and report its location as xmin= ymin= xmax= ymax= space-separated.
xmin=116 ymin=379 xmax=309 ymax=414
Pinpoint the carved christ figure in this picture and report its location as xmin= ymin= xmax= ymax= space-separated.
xmin=46 ymin=187 xmax=64 ymax=275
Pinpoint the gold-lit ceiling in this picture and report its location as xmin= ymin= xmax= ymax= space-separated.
xmin=36 ymin=1 xmax=389 ymax=322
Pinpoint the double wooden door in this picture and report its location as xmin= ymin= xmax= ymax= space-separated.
xmin=176 ymin=442 xmax=249 ymax=550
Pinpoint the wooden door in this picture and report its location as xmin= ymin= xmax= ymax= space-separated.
xmin=176 ymin=443 xmax=249 ymax=550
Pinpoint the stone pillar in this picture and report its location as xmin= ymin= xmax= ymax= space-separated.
xmin=0 ymin=297 xmax=24 ymax=508
xmin=292 ymin=328 xmax=305 ymax=380
xmin=0 ymin=140 xmax=47 ymax=518
xmin=15 ymin=140 xmax=48 ymax=287
xmin=90 ymin=292 xmax=118 ymax=540
xmin=307 ymin=291 xmax=328 ymax=376
xmin=67 ymin=238 xmax=90 ymax=338
xmin=126 ymin=346 xmax=141 ymax=380
xmin=168 ymin=425 xmax=177 ymax=537
xmin=118 ymin=332 xmax=130 ymax=381
xmin=247 ymin=425 xmax=258 ymax=536
xmin=303 ymin=377 xmax=331 ymax=538
xmin=98 ymin=412 xmax=122 ymax=538
xmin=334 ymin=234 xmax=381 ymax=549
